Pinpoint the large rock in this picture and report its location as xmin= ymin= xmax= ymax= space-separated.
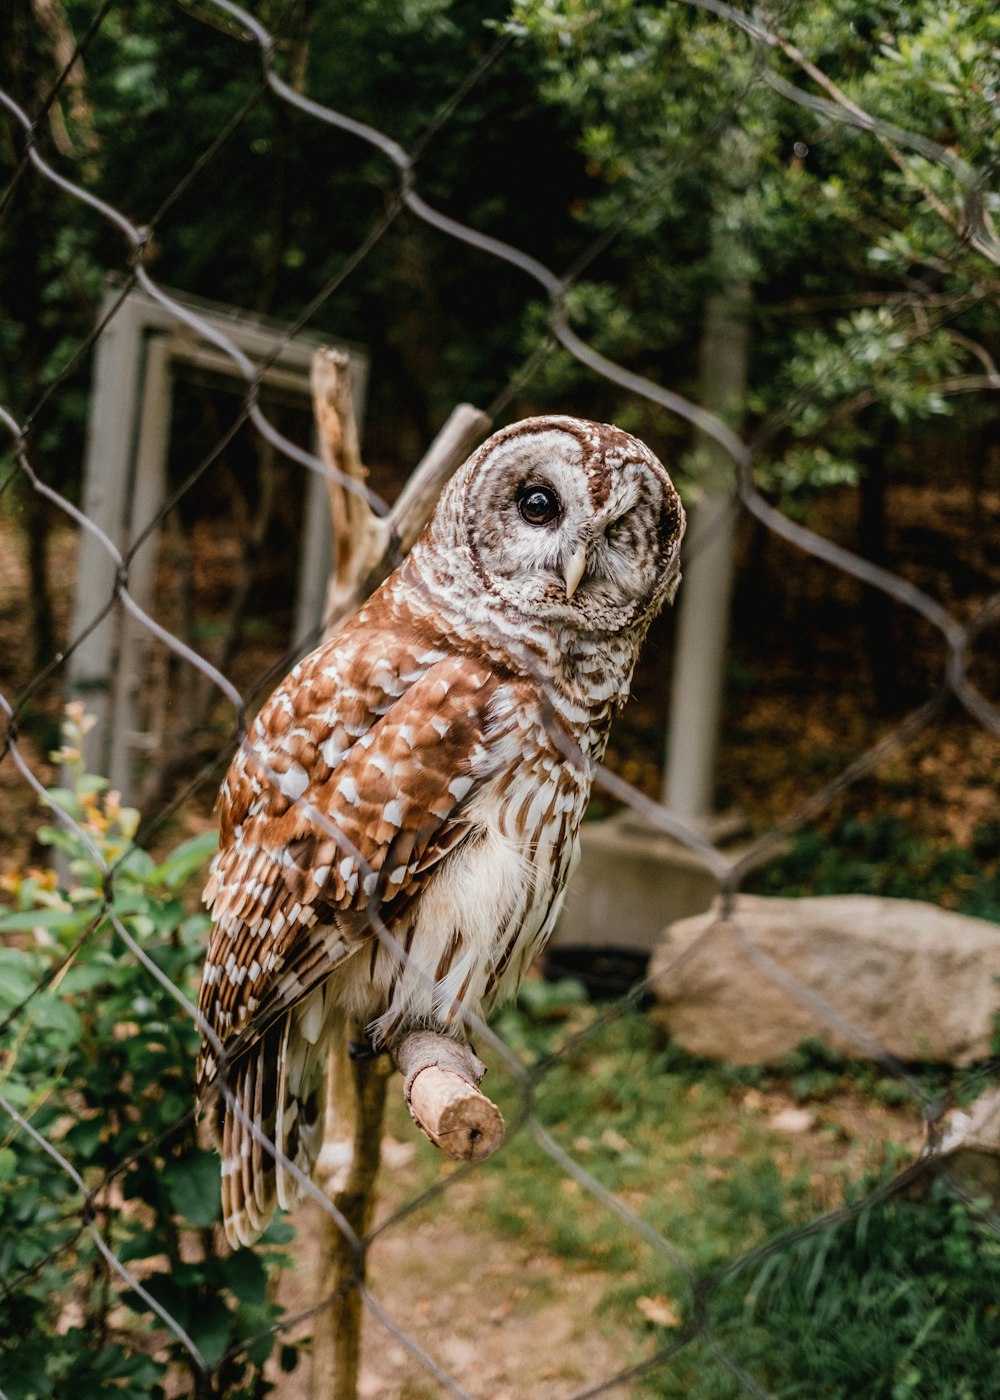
xmin=650 ymin=894 xmax=1000 ymax=1065
xmin=934 ymin=1088 xmax=1000 ymax=1205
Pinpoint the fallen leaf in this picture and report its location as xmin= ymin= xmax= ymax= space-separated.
xmin=601 ymin=1127 xmax=631 ymax=1154
xmin=769 ymin=1107 xmax=816 ymax=1134
xmin=637 ymin=1294 xmax=681 ymax=1328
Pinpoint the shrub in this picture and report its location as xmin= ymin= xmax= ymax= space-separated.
xmin=748 ymin=814 xmax=1000 ymax=922
xmin=0 ymin=707 xmax=297 ymax=1398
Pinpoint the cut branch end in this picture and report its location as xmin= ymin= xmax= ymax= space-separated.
xmin=395 ymin=1030 xmax=506 ymax=1163
xmin=407 ymin=1065 xmax=506 ymax=1162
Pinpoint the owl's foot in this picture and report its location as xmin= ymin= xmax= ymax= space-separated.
xmin=348 ymin=1037 xmax=387 ymax=1061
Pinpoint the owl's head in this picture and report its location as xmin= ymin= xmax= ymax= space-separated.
xmin=431 ymin=416 xmax=685 ymax=637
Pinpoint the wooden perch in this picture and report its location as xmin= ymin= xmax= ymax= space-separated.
xmin=394 ymin=1031 xmax=505 ymax=1162
xmin=308 ymin=349 xmax=500 ymax=1398
xmin=312 ymin=347 xmax=491 ymax=635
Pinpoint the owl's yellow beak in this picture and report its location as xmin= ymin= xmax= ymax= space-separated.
xmin=562 ymin=544 xmax=588 ymax=601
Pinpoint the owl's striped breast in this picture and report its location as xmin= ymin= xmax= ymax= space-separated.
xmin=330 ymin=720 xmax=589 ymax=1044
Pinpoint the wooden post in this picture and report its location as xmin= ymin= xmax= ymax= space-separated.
xmin=308 ymin=1028 xmax=393 ymax=1400
xmin=306 ymin=351 xmax=501 ymax=1399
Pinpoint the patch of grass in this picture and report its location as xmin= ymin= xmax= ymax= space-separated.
xmin=461 ymin=1003 xmax=820 ymax=1349
xmin=651 ymin=1182 xmax=1000 ymax=1399
xmin=747 ymin=815 xmax=1000 ymax=922
xmin=382 ymin=979 xmax=997 ymax=1398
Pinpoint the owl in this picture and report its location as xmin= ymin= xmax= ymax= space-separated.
xmin=197 ymin=415 xmax=684 ymax=1246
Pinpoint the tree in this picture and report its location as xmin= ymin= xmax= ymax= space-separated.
xmin=510 ymin=0 xmax=999 ymax=777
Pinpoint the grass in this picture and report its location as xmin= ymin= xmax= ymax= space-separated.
xmin=376 ymin=983 xmax=999 ymax=1399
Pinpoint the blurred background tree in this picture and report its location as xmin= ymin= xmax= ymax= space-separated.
xmin=1 ymin=0 xmax=998 ymax=764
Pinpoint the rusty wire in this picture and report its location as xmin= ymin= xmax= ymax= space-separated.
xmin=1 ymin=1 xmax=999 ymax=1396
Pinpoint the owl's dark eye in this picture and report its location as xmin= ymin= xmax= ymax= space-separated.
xmin=517 ymin=484 xmax=562 ymax=526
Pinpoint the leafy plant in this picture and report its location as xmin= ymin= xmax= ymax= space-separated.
xmin=0 ymin=706 xmax=299 ymax=1398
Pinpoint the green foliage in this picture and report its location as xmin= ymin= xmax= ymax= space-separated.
xmin=748 ymin=814 xmax=1000 ymax=923
xmin=510 ymin=0 xmax=1000 ymax=495
xmin=660 ymin=1183 xmax=1000 ymax=1399
xmin=0 ymin=709 xmax=297 ymax=1397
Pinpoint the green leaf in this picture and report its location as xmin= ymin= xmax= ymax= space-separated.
xmin=164 ymin=1149 xmax=221 ymax=1228
xmin=187 ymin=1295 xmax=232 ymax=1368
xmin=179 ymin=912 xmax=212 ymax=947
xmin=0 ymin=907 xmax=83 ymax=934
xmin=149 ymin=831 xmax=218 ymax=891
xmin=0 ymin=947 xmax=47 ymax=1003
xmin=129 ymin=1274 xmax=190 ymax=1330
xmin=115 ymin=847 xmax=155 ymax=881
xmin=29 ymin=997 xmax=83 ymax=1049
xmin=219 ymin=1248 xmax=268 ymax=1304
xmin=233 ymin=1300 xmax=280 ymax=1367
xmin=63 ymin=1119 xmax=103 ymax=1157
xmin=259 ymin=1218 xmax=295 ymax=1245
xmin=118 ymin=1227 xmax=165 ymax=1265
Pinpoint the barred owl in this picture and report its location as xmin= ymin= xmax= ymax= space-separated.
xmin=197 ymin=415 xmax=684 ymax=1246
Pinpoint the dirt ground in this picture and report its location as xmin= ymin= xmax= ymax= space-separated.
xmin=267 ymin=1084 xmax=923 ymax=1399
xmin=280 ymin=1196 xmax=630 ymax=1399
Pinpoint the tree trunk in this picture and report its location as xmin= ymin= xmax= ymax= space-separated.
xmin=858 ymin=446 xmax=902 ymax=713
xmin=309 ymin=1034 xmax=393 ymax=1400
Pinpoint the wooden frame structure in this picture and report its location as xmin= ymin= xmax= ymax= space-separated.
xmin=67 ymin=282 xmax=367 ymax=801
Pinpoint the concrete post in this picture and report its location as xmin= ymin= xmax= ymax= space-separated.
xmin=664 ymin=277 xmax=751 ymax=826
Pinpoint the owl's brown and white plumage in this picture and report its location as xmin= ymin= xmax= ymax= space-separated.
xmin=197 ymin=415 xmax=684 ymax=1245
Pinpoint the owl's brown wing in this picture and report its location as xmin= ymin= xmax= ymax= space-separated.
xmin=196 ymin=651 xmax=500 ymax=1093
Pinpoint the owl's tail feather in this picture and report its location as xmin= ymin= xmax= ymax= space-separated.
xmin=216 ymin=988 xmax=333 ymax=1248
xmin=275 ymin=985 xmax=332 ymax=1214
xmin=219 ymin=1025 xmax=280 ymax=1249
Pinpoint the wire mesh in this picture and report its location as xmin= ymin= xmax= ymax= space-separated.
xmin=2 ymin=2 xmax=999 ymax=1397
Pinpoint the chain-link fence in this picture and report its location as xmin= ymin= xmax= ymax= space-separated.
xmin=2 ymin=2 xmax=999 ymax=1397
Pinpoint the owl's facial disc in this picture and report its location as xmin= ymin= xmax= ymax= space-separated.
xmin=445 ymin=417 xmax=684 ymax=636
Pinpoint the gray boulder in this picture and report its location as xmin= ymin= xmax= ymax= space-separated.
xmin=934 ymin=1088 xmax=1000 ymax=1205
xmin=649 ymin=894 xmax=1000 ymax=1065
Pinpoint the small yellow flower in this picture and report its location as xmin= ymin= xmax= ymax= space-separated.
xmin=24 ymin=867 xmax=59 ymax=892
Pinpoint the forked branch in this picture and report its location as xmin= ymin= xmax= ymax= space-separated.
xmin=308 ymin=348 xmax=497 ymax=1398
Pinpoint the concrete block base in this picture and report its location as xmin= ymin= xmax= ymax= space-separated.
xmin=550 ymin=813 xmax=722 ymax=955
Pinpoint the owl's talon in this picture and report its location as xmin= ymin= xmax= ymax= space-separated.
xmin=348 ymin=1038 xmax=384 ymax=1061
